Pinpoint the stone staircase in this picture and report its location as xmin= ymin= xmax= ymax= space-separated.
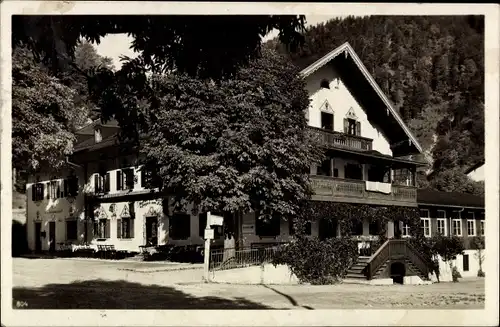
xmin=345 ymin=256 xmax=370 ymax=280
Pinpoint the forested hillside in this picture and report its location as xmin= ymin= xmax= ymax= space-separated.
xmin=267 ymin=15 xmax=484 ymax=193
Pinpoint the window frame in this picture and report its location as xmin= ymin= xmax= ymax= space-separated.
xmin=401 ymin=223 xmax=411 ymax=238
xmin=94 ymin=218 xmax=109 ymax=239
xmin=480 ymin=220 xmax=485 ymax=236
xmin=420 ymin=218 xmax=431 ymax=237
xmin=437 ymin=218 xmax=448 ymax=236
xmin=452 ymin=219 xmax=462 ymax=237
xmin=467 ymin=219 xmax=476 ymax=237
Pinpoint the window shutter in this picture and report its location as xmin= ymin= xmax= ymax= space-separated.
xmin=31 ymin=185 xmax=36 ymax=201
xmin=47 ymin=182 xmax=50 ymax=199
xmin=130 ymin=219 xmax=135 ymax=238
xmin=289 ymin=219 xmax=294 ymax=235
xmin=116 ymin=170 xmax=122 ymax=190
xmin=94 ymin=174 xmax=99 ymax=193
xmin=41 ymin=184 xmax=45 ymax=200
xmin=63 ymin=180 xmax=68 ymax=197
xmin=140 ymin=168 xmax=145 ymax=188
xmin=199 ymin=213 xmax=207 ymax=237
xmin=104 ymin=173 xmax=110 ymax=193
xmin=105 ymin=219 xmax=110 ymax=238
xmin=343 ymin=118 xmax=349 ymax=133
xmin=93 ymin=222 xmax=98 ymax=237
xmin=117 ymin=219 xmax=122 ymax=238
xmin=129 ymin=202 xmax=135 ymax=219
xmin=126 ymin=169 xmax=134 ymax=189
xmin=356 ymin=121 xmax=361 ymax=136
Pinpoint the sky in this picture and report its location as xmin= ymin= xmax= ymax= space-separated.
xmin=94 ymin=15 xmax=338 ymax=70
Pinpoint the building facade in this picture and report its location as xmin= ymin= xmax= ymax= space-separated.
xmin=24 ymin=42 xmax=485 ymax=280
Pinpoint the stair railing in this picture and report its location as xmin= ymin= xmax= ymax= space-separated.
xmin=364 ymin=239 xmax=390 ymax=280
xmin=364 ymin=238 xmax=432 ymax=280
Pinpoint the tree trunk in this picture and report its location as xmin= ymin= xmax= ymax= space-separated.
xmin=222 ymin=212 xmax=237 ymax=263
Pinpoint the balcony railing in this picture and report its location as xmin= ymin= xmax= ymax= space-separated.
xmin=310 ymin=175 xmax=417 ymax=206
xmin=308 ymin=127 xmax=373 ymax=151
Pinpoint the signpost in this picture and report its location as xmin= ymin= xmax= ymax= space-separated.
xmin=203 ymin=212 xmax=224 ymax=283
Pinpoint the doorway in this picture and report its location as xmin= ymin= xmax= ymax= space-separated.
xmin=145 ymin=216 xmax=158 ymax=246
xmin=390 ymin=262 xmax=406 ymax=284
xmin=394 ymin=220 xmax=402 ymax=239
xmin=35 ymin=222 xmax=42 ymax=253
xmin=48 ymin=221 xmax=56 ymax=253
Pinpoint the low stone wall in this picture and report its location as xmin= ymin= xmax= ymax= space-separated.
xmin=210 ymin=264 xmax=299 ymax=285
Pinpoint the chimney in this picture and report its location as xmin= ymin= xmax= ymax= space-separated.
xmin=95 ymin=128 xmax=102 ymax=143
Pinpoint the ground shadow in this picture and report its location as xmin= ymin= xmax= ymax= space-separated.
xmin=12 ymin=279 xmax=273 ymax=309
xmin=262 ymin=285 xmax=314 ymax=310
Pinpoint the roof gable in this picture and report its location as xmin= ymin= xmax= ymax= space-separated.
xmin=299 ymin=42 xmax=423 ymax=154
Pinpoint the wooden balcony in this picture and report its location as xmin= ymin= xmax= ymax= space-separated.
xmin=308 ymin=127 xmax=373 ymax=152
xmin=310 ymin=175 xmax=417 ymax=207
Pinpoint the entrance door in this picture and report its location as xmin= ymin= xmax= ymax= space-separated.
xmin=48 ymin=221 xmax=56 ymax=252
xmin=394 ymin=220 xmax=402 ymax=239
xmin=35 ymin=222 xmax=42 ymax=253
xmin=145 ymin=217 xmax=158 ymax=246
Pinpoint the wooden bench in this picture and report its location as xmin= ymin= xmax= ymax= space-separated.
xmin=96 ymin=244 xmax=117 ymax=259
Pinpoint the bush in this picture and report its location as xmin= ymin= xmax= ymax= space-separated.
xmin=272 ymin=236 xmax=358 ymax=285
xmin=452 ymin=266 xmax=462 ymax=282
xmin=477 ymin=270 xmax=485 ymax=277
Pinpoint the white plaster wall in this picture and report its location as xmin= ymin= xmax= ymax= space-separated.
xmin=434 ymin=249 xmax=487 ymax=281
xmin=305 ymin=65 xmax=393 ymax=156
xmin=26 ymin=168 xmax=86 ymax=252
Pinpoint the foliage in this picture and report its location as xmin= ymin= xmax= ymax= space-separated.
xmin=269 ymin=15 xmax=484 ymax=193
xmin=12 ymin=48 xmax=86 ymax=171
xmin=429 ymin=168 xmax=484 ymax=196
xmin=452 ymin=265 xmax=462 ymax=282
xmin=471 ymin=236 xmax=485 ymax=277
xmin=90 ymin=48 xmax=323 ymax=226
xmin=272 ymin=236 xmax=358 ymax=284
xmin=427 ymin=234 xmax=465 ymax=263
xmin=13 ymin=15 xmax=306 ymax=79
xmin=12 ymin=42 xmax=113 ymax=172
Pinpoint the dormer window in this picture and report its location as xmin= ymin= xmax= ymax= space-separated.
xmin=95 ymin=128 xmax=102 ymax=143
xmin=320 ymin=79 xmax=330 ymax=89
xmin=344 ymin=118 xmax=361 ymax=136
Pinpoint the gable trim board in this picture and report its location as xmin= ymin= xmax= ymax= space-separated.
xmin=299 ymin=42 xmax=423 ymax=155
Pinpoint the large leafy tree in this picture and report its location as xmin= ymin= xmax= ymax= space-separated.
xmin=13 ymin=15 xmax=306 ymax=79
xmin=90 ymin=48 xmax=323 ymax=245
xmin=12 ymin=48 xmax=89 ymax=172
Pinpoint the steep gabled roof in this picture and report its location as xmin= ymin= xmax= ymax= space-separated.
xmin=299 ymin=42 xmax=423 ymax=154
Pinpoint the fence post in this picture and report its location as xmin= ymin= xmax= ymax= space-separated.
xmin=204 ymin=236 xmax=211 ymax=282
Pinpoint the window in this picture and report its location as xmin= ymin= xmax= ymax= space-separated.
xmin=94 ymin=219 xmax=110 ymax=239
xmin=467 ymin=220 xmax=476 ymax=236
xmin=94 ymin=173 xmax=110 ymax=193
xmin=401 ymin=223 xmax=411 ymax=237
xmin=319 ymin=219 xmax=338 ymax=240
xmin=321 ymin=112 xmax=334 ymax=131
xmin=320 ymin=79 xmax=330 ymax=89
xmin=452 ymin=219 xmax=462 ymax=236
xmin=437 ymin=219 xmax=447 ymax=236
xmin=289 ymin=219 xmax=311 ymax=236
xmin=32 ymin=183 xmax=45 ymax=202
xmin=65 ymin=176 xmax=79 ymax=197
xmin=420 ymin=209 xmax=430 ymax=218
xmin=344 ymin=118 xmax=360 ymax=136
xmin=198 ymin=212 xmax=222 ymax=238
xmin=463 ymin=254 xmax=469 ymax=272
xmin=369 ymin=221 xmax=380 ymax=235
xmin=317 ymin=159 xmax=332 ymax=176
xmin=465 ymin=212 xmax=475 ymax=220
xmin=66 ymin=220 xmax=77 ymax=240
xmin=117 ymin=168 xmax=135 ymax=191
xmin=393 ymin=168 xmax=415 ymax=187
xmin=480 ymin=220 xmax=485 ymax=236
xmin=169 ymin=213 xmax=191 ymax=239
xmin=351 ymin=220 xmax=363 ymax=236
xmin=256 ymin=212 xmax=281 ymax=237
xmin=48 ymin=180 xmax=61 ymax=199
xmin=117 ymin=218 xmax=134 ymax=239
xmin=345 ymin=163 xmax=363 ymax=180
xmin=421 ymin=218 xmax=431 ymax=237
